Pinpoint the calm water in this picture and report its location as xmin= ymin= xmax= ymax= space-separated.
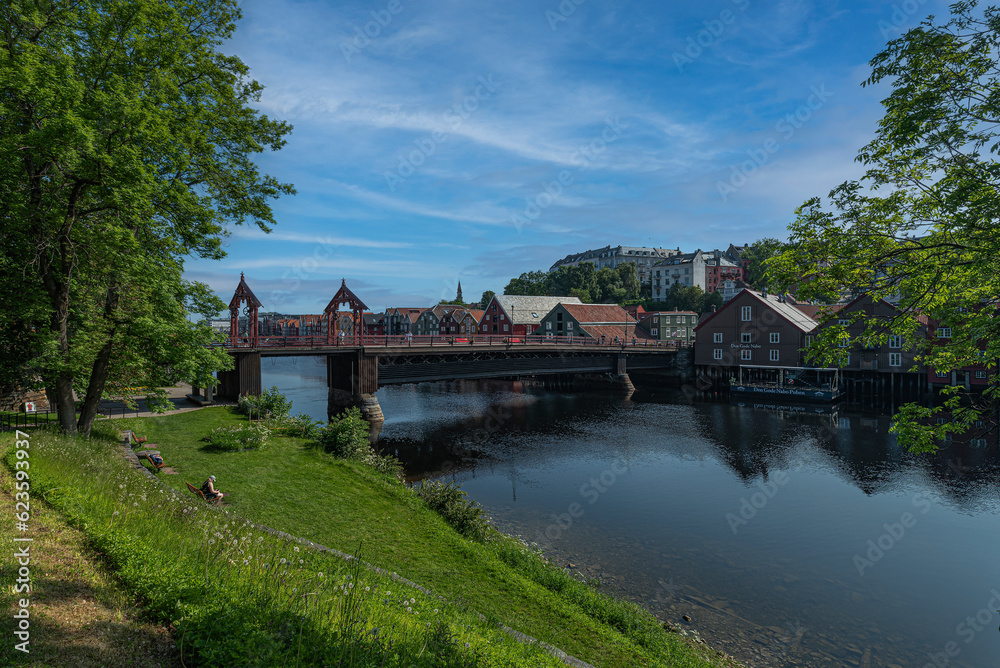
xmin=262 ymin=356 xmax=1000 ymax=668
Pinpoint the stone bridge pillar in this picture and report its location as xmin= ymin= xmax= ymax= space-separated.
xmin=327 ymin=352 xmax=383 ymax=441
xmin=217 ymin=351 xmax=261 ymax=399
xmin=614 ymin=353 xmax=635 ymax=393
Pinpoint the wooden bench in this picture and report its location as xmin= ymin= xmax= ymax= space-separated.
xmin=186 ymin=482 xmax=221 ymax=504
xmin=122 ymin=430 xmax=148 ymax=446
xmin=144 ymin=453 xmax=166 ymax=472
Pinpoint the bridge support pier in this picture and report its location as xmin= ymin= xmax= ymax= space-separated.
xmin=327 ymin=352 xmax=383 ymax=442
xmin=613 ymin=354 xmax=635 ymax=393
xmin=217 ymin=351 xmax=261 ymax=399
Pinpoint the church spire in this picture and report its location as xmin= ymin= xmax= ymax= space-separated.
xmin=456 ymin=280 xmax=463 ymax=303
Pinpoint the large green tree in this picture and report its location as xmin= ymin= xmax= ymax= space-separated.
xmin=770 ymin=1 xmax=1000 ymax=452
xmin=1 ymin=0 xmax=294 ymax=435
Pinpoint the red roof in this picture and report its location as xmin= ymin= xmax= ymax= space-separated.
xmin=579 ymin=324 xmax=655 ymax=341
xmin=562 ymin=303 xmax=637 ymax=324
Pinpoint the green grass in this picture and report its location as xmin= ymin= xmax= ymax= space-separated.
xmin=2 ymin=428 xmax=566 ymax=668
xmin=114 ymin=407 xmax=741 ymax=668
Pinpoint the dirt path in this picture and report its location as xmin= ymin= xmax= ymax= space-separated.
xmin=0 ymin=442 xmax=181 ymax=667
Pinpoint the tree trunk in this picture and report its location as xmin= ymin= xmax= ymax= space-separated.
xmin=77 ymin=338 xmax=114 ymax=437
xmin=53 ymin=373 xmax=77 ymax=435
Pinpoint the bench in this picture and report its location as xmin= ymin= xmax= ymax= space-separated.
xmin=144 ymin=453 xmax=166 ymax=472
xmin=122 ymin=430 xmax=148 ymax=446
xmin=186 ymin=482 xmax=221 ymax=504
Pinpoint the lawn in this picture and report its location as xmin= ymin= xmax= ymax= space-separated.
xmin=120 ymin=407 xmax=740 ymax=668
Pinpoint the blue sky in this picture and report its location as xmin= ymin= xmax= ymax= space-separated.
xmin=185 ymin=0 xmax=951 ymax=314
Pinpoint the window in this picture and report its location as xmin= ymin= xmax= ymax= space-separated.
xmin=838 ymin=319 xmax=850 ymax=326
xmin=936 ymin=327 xmax=952 ymax=338
xmin=653 ymin=316 xmax=659 ymax=324
xmin=567 ymin=321 xmax=573 ymax=329
xmin=546 ymin=322 xmax=552 ymax=330
xmin=482 ymin=324 xmax=488 ymax=332
xmin=741 ymin=349 xmax=752 ymax=361
xmin=804 ymin=335 xmax=814 ymax=347
xmin=976 ymin=370 xmax=987 ymax=379
xmin=741 ymin=332 xmax=752 ymax=343
xmin=889 ymin=352 xmax=901 ymax=367
xmin=503 ymin=324 xmax=509 ymax=332
xmin=972 ymin=438 xmax=988 ymax=449
xmin=713 ymin=348 xmax=722 ymax=360
xmin=839 ymin=334 xmax=849 ymax=348
xmin=888 ymin=335 xmax=901 ymax=348
xmin=936 ymin=371 xmax=948 ymax=378
xmin=652 ymin=328 xmax=658 ymax=336
xmin=770 ymin=332 xmax=780 ymax=344
xmin=770 ymin=350 xmax=779 ymax=361
xmin=713 ymin=332 xmax=722 ymax=343
xmin=741 ymin=306 xmax=752 ymax=321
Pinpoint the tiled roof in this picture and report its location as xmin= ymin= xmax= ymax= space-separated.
xmin=561 ymin=303 xmax=636 ymax=325
xmin=495 ymin=295 xmax=582 ymax=325
xmin=578 ymin=324 xmax=655 ymax=341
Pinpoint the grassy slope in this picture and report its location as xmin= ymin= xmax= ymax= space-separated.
xmin=125 ymin=408 xmax=738 ymax=668
xmin=0 ymin=444 xmax=180 ymax=667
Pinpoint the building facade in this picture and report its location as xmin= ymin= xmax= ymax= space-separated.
xmin=550 ymin=245 xmax=681 ymax=284
xmin=531 ymin=303 xmax=646 ymax=342
xmin=636 ymin=310 xmax=699 ymax=343
xmin=479 ymin=295 xmax=582 ymax=337
xmin=652 ymin=250 xmax=743 ymax=300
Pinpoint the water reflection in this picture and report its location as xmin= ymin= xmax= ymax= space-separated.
xmin=261 ymin=357 xmax=1000 ymax=668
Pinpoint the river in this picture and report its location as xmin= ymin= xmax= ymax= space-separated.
xmin=262 ymin=355 xmax=1000 ymax=668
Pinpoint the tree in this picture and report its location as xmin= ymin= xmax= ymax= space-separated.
xmin=504 ymin=270 xmax=550 ymax=296
xmin=479 ymin=290 xmax=495 ymax=309
xmin=770 ymin=2 xmax=1000 ymax=452
xmin=742 ymin=238 xmax=785 ymax=290
xmin=1 ymin=0 xmax=294 ymax=435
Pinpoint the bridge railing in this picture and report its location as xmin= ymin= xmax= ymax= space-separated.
xmin=238 ymin=334 xmax=691 ymax=349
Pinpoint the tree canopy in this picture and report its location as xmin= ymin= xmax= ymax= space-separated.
xmin=503 ymin=263 xmax=642 ymax=303
xmin=1 ymin=0 xmax=294 ymax=434
xmin=770 ymin=1 xmax=1000 ymax=452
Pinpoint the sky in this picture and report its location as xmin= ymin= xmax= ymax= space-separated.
xmin=184 ymin=0 xmax=953 ymax=315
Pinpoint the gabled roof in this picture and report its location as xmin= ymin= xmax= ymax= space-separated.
xmin=324 ymin=279 xmax=368 ymax=314
xmin=229 ymin=273 xmax=263 ymax=310
xmin=694 ymin=289 xmax=818 ymax=333
xmin=460 ymin=309 xmax=485 ymax=323
xmin=560 ymin=303 xmax=636 ymax=325
xmin=577 ymin=324 xmax=655 ymax=341
xmin=494 ymin=295 xmax=582 ymax=325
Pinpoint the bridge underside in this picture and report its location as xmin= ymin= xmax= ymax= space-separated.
xmin=377 ymin=352 xmax=619 ymax=385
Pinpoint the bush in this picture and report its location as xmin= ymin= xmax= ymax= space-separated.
xmin=415 ymin=481 xmax=493 ymax=543
xmin=206 ymin=423 xmax=269 ymax=451
xmin=279 ymin=412 xmax=322 ymax=438
xmin=315 ymin=407 xmax=370 ymax=458
xmin=236 ymin=386 xmax=292 ymax=420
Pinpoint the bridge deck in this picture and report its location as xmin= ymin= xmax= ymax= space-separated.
xmin=227 ymin=342 xmax=683 ymax=357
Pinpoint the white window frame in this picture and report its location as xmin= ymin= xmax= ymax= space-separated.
xmin=652 ymin=328 xmax=658 ymax=336
xmin=888 ymin=335 xmax=901 ymax=349
xmin=936 ymin=327 xmax=952 ymax=338
xmin=713 ymin=348 xmax=722 ymax=360
xmin=936 ymin=371 xmax=948 ymax=378
xmin=741 ymin=349 xmax=752 ymax=361
xmin=713 ymin=332 xmax=722 ymax=343
xmin=769 ymin=349 xmax=779 ymax=361
xmin=546 ymin=322 xmax=552 ymax=330
xmin=889 ymin=352 xmax=901 ymax=367
xmin=770 ymin=332 xmax=780 ymax=344
xmin=503 ymin=324 xmax=509 ymax=332
xmin=741 ymin=305 xmax=751 ymax=321
xmin=741 ymin=332 xmax=752 ymax=343
xmin=976 ymin=370 xmax=987 ymax=379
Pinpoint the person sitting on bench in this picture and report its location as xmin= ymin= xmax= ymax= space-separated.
xmin=201 ymin=475 xmax=224 ymax=501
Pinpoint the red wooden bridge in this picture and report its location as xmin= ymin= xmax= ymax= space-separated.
xmin=216 ymin=276 xmax=686 ymax=427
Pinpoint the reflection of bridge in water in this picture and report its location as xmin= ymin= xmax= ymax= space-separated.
xmin=212 ymin=275 xmax=687 ymax=433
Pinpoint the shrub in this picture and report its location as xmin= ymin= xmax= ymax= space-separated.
xmin=206 ymin=423 xmax=269 ymax=451
xmin=415 ymin=481 xmax=493 ymax=543
xmin=280 ymin=412 xmax=322 ymax=439
xmin=315 ymin=407 xmax=370 ymax=459
xmin=236 ymin=386 xmax=292 ymax=420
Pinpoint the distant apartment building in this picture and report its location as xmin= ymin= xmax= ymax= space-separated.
xmin=651 ymin=249 xmax=743 ymax=300
xmin=636 ymin=309 xmax=699 ymax=343
xmin=550 ymin=245 xmax=681 ymax=284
